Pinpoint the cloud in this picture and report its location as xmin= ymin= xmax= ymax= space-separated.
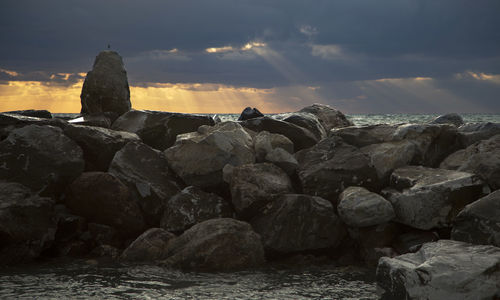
xmin=310 ymin=44 xmax=345 ymax=60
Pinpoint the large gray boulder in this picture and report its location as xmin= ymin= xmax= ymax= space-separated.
xmin=382 ymin=166 xmax=485 ymax=230
xmin=66 ymin=172 xmax=145 ymax=238
xmin=63 ymin=124 xmax=140 ymax=171
xmin=430 ymin=113 xmax=464 ymax=127
xmin=338 ymin=187 xmax=395 ymax=227
xmin=253 ymin=131 xmax=294 ymax=162
xmin=0 ymin=125 xmax=84 ymax=196
xmin=162 ymin=218 xmax=265 ymax=271
xmin=0 ymin=181 xmax=56 ymax=264
xmin=295 ymin=136 xmax=379 ymax=204
xmin=376 ymin=240 xmax=500 ymax=300
xmin=440 ymin=134 xmax=500 ymax=190
xmin=330 ymin=124 xmax=398 ymax=148
xmin=229 ymin=163 xmax=294 ymax=219
xmin=264 ymin=147 xmax=298 ymax=176
xmin=164 ymin=122 xmax=255 ymax=189
xmin=250 ymin=194 xmax=346 ymax=254
xmin=112 ymin=110 xmax=215 ymax=150
xmin=273 ymin=112 xmax=327 ymax=140
xmin=160 ymin=186 xmax=233 ymax=233
xmin=109 ymin=142 xmax=180 ymax=226
xmin=458 ymin=122 xmax=500 ymax=147
xmin=298 ymin=103 xmax=353 ymax=131
xmin=80 ymin=50 xmax=131 ymax=115
xmin=451 ymin=190 xmax=500 ymax=247
xmin=120 ymin=228 xmax=176 ymax=262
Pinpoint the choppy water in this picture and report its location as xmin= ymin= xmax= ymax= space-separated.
xmin=0 ymin=260 xmax=377 ymax=299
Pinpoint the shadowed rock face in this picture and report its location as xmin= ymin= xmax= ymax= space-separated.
xmin=121 ymin=228 xmax=176 ymax=262
xmin=80 ymin=51 xmax=131 ymax=116
xmin=299 ymin=103 xmax=353 ymax=131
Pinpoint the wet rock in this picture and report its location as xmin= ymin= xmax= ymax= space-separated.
xmin=338 ymin=187 xmax=395 ymax=227
xmin=430 ymin=113 xmax=464 ymax=127
xmin=63 ymin=124 xmax=140 ymax=171
xmin=229 ymin=163 xmax=294 ymax=219
xmin=392 ymin=229 xmax=439 ymax=254
xmin=376 ymin=240 xmax=500 ymax=300
xmin=85 ymin=223 xmax=121 ymax=248
xmin=109 ymin=142 xmax=180 ymax=225
xmin=66 ymin=172 xmax=145 ymax=238
xmin=250 ymin=194 xmax=346 ymax=254
xmin=298 ymin=103 xmax=353 ymax=131
xmin=53 ymin=205 xmax=87 ymax=243
xmin=0 ymin=125 xmax=84 ymax=197
xmin=240 ymin=117 xmax=317 ymax=151
xmin=121 ymin=228 xmax=176 ymax=261
xmin=273 ymin=112 xmax=327 ymax=140
xmin=440 ymin=134 xmax=500 ymax=190
xmin=295 ymin=136 xmax=379 ymax=204
xmin=238 ymin=107 xmax=264 ymax=121
xmin=253 ymin=131 xmax=294 ymax=162
xmin=160 ymin=186 xmax=233 ymax=233
xmin=165 ymin=122 xmax=255 ymax=189
xmin=451 ymin=190 xmax=500 ymax=247
xmin=458 ymin=122 xmax=500 ymax=147
xmin=264 ymin=147 xmax=298 ymax=176
xmin=0 ymin=181 xmax=56 ymax=264
xmin=90 ymin=245 xmax=120 ymax=259
xmin=80 ymin=50 xmax=131 ymax=115
xmin=4 ymin=109 xmax=52 ymax=119
xmin=162 ymin=218 xmax=265 ymax=271
xmin=382 ymin=166 xmax=485 ymax=230
xmin=330 ymin=124 xmax=398 ymax=148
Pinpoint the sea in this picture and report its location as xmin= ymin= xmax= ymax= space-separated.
xmin=2 ymin=112 xmax=500 ymax=300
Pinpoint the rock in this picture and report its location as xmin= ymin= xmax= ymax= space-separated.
xmin=458 ymin=122 xmax=500 ymax=147
xmin=160 ymin=186 xmax=233 ymax=233
xmin=451 ymin=190 xmax=500 ymax=247
xmin=90 ymin=245 xmax=120 ymax=259
xmin=440 ymin=134 xmax=500 ymax=190
xmin=298 ymin=103 xmax=353 ymax=131
xmin=80 ymin=50 xmax=131 ymax=115
xmin=295 ymin=136 xmax=379 ymax=204
xmin=164 ymin=122 xmax=255 ymax=189
xmin=253 ymin=131 xmax=294 ymax=162
xmin=0 ymin=181 xmax=56 ymax=264
xmin=121 ymin=228 xmax=176 ymax=261
xmin=264 ymin=147 xmax=298 ymax=176
xmin=238 ymin=107 xmax=264 ymax=121
xmin=392 ymin=229 xmax=439 ymax=254
xmin=66 ymin=172 xmax=145 ymax=238
xmin=63 ymin=124 xmax=140 ymax=171
xmin=250 ymin=194 xmax=346 ymax=254
xmin=68 ymin=113 xmax=114 ymax=128
xmin=337 ymin=187 xmax=395 ymax=227
xmin=376 ymin=240 xmax=500 ymax=300
xmin=240 ymin=117 xmax=318 ymax=151
xmin=430 ymin=113 xmax=464 ymax=127
xmin=330 ymin=124 xmax=398 ymax=148
xmin=273 ymin=112 xmax=327 ymax=140
xmin=229 ymin=163 xmax=294 ymax=219
xmin=0 ymin=125 xmax=84 ymax=196
xmin=109 ymin=142 xmax=180 ymax=225
xmin=53 ymin=205 xmax=87 ymax=243
xmin=162 ymin=218 xmax=265 ymax=271
xmin=0 ymin=113 xmax=67 ymax=139
xmin=4 ymin=109 xmax=52 ymax=119
xmin=348 ymin=223 xmax=400 ymax=250
xmin=112 ymin=110 xmax=215 ymax=150
xmin=382 ymin=166 xmax=485 ymax=230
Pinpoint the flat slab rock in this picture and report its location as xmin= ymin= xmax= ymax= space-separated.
xmin=376 ymin=239 xmax=500 ymax=300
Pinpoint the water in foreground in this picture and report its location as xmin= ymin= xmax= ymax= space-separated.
xmin=0 ymin=259 xmax=377 ymax=299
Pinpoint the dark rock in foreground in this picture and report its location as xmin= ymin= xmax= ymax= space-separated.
xmin=238 ymin=107 xmax=264 ymax=121
xmin=376 ymin=240 xmax=500 ymax=300
xmin=121 ymin=228 xmax=176 ymax=262
xmin=273 ymin=111 xmax=327 ymax=140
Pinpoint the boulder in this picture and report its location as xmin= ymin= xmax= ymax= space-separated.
xmin=238 ymin=107 xmax=264 ymax=121
xmin=0 ymin=113 xmax=67 ymax=140
xmin=330 ymin=124 xmax=398 ymax=148
xmin=240 ymin=117 xmax=317 ymax=151
xmin=68 ymin=113 xmax=115 ymax=128
xmin=83 ymin=222 xmax=121 ymax=249
xmin=63 ymin=124 xmax=140 ymax=171
xmin=80 ymin=50 xmax=131 ymax=115
xmin=298 ymin=103 xmax=353 ymax=131
xmin=264 ymin=147 xmax=298 ymax=176
xmin=382 ymin=166 xmax=485 ymax=230
xmin=451 ymin=190 xmax=500 ymax=247
xmin=0 ymin=125 xmax=84 ymax=196
xmin=164 ymin=122 xmax=255 ymax=189
xmin=109 ymin=142 xmax=180 ymax=225
xmin=90 ymin=245 xmax=120 ymax=259
xmin=440 ymin=134 xmax=500 ymax=190
xmin=121 ymin=228 xmax=176 ymax=262
xmin=458 ymin=122 xmax=500 ymax=147
xmin=347 ymin=222 xmax=400 ymax=264
xmin=229 ymin=163 xmax=294 ymax=219
xmin=430 ymin=113 xmax=464 ymax=127
xmin=0 ymin=181 xmax=56 ymax=264
xmin=273 ymin=112 xmax=327 ymax=140
xmin=392 ymin=229 xmax=439 ymax=254
xmin=253 ymin=131 xmax=294 ymax=162
xmin=66 ymin=172 xmax=145 ymax=238
xmin=250 ymin=194 xmax=346 ymax=254
xmin=162 ymin=218 xmax=265 ymax=271
xmin=112 ymin=110 xmax=215 ymax=150
xmin=376 ymin=240 xmax=500 ymax=300
xmin=337 ymin=187 xmax=395 ymax=227
xmin=160 ymin=186 xmax=233 ymax=233
xmin=295 ymin=136 xmax=379 ymax=204
xmin=4 ymin=109 xmax=52 ymax=119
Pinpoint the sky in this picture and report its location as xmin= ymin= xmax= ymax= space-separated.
xmin=1 ymin=0 xmax=500 ymax=114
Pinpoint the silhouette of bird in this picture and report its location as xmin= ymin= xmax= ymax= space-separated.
xmin=107 ymin=44 xmax=111 ymax=49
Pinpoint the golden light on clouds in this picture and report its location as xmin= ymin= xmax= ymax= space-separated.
xmin=205 ymin=46 xmax=235 ymax=53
